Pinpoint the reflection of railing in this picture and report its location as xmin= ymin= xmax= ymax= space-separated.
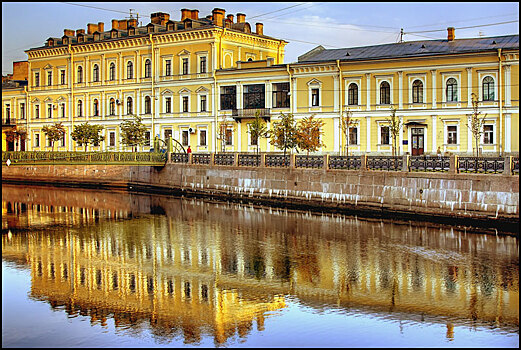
xmin=367 ymin=156 xmax=403 ymax=171
xmin=410 ymin=156 xmax=450 ymax=172
xmin=328 ymin=156 xmax=362 ymax=170
xmin=458 ymin=157 xmax=505 ymax=174
xmin=2 ymin=151 xmax=167 ymax=166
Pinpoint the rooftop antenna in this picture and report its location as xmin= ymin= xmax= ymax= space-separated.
xmin=399 ymin=28 xmax=404 ymax=43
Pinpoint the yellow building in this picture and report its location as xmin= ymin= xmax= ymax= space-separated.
xmin=1 ymin=8 xmax=519 ymax=156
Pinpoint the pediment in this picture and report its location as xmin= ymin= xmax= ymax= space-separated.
xmin=195 ymin=86 xmax=209 ymax=93
xmin=307 ymin=78 xmax=322 ymax=86
xmin=178 ymin=88 xmax=191 ymax=94
xmin=177 ymin=49 xmax=190 ymax=56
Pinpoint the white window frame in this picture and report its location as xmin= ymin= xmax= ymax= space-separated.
xmin=441 ymin=73 xmax=461 ymax=104
xmin=107 ymin=60 xmax=117 ymax=81
xmin=345 ymin=78 xmax=362 ymax=109
xmin=142 ymin=55 xmax=152 ymax=79
xmin=196 ymin=51 xmax=208 ymax=75
xmin=179 ymin=88 xmax=191 ymax=114
xmin=178 ymin=50 xmax=190 ymax=76
xmin=376 ymin=121 xmax=392 ymax=153
xmin=408 ymin=74 xmax=427 ymax=106
xmin=197 ymin=125 xmax=208 ymax=149
xmin=376 ymin=77 xmax=393 ymax=107
xmin=480 ymin=119 xmax=497 ymax=153
xmin=307 ymin=79 xmax=322 ymax=111
xmin=477 ymin=71 xmax=498 ymax=103
xmin=442 ymin=119 xmax=460 ymax=152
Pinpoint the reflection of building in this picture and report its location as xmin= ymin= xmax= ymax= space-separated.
xmin=2 ymin=185 xmax=519 ymax=344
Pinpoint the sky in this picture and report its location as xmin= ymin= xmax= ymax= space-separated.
xmin=2 ymin=2 xmax=519 ymax=75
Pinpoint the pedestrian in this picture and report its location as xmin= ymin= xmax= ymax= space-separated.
xmin=187 ymin=145 xmax=192 ymax=154
xmin=437 ymin=146 xmax=442 ymax=159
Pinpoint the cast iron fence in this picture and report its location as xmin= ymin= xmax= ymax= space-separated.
xmin=2 ymin=151 xmax=166 ymax=165
xmin=366 ymin=156 xmax=403 ymax=171
xmin=328 ymin=156 xmax=362 ymax=170
xmin=295 ymin=155 xmax=323 ymax=169
xmin=458 ymin=157 xmax=505 ymax=174
xmin=409 ymin=156 xmax=451 ymax=172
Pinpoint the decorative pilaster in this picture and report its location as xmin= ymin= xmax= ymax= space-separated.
xmin=431 ymin=70 xmax=437 ymax=108
xmin=466 ymin=68 xmax=472 ymax=107
xmin=365 ymin=73 xmax=371 ymax=111
xmin=365 ymin=115 xmax=371 ymax=153
xmin=397 ymin=71 xmax=403 ymax=109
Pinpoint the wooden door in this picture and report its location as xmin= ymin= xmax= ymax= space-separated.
xmin=411 ymin=128 xmax=424 ymax=156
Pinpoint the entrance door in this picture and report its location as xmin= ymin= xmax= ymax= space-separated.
xmin=411 ymin=128 xmax=424 ymax=156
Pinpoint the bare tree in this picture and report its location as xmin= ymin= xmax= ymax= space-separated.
xmin=467 ymin=92 xmax=488 ymax=157
xmin=216 ymin=114 xmax=235 ymax=153
xmin=340 ymin=108 xmax=358 ymax=157
xmin=386 ymin=106 xmax=403 ymax=157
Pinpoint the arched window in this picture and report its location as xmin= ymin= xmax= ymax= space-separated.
xmin=412 ymin=79 xmax=423 ymax=103
xmin=77 ymin=100 xmax=83 ymax=117
xmin=446 ymin=78 xmax=458 ymax=102
xmin=126 ymin=97 xmax=133 ymax=115
xmin=348 ymin=83 xmax=358 ymax=105
xmin=127 ymin=61 xmax=133 ymax=79
xmin=144 ymin=59 xmax=151 ymax=78
xmin=77 ymin=66 xmax=83 ymax=83
xmin=109 ymin=63 xmax=116 ymax=81
xmin=93 ymin=64 xmax=99 ymax=82
xmin=109 ymin=98 xmax=116 ymax=115
xmin=380 ymin=81 xmax=390 ymax=105
xmin=482 ymin=76 xmax=495 ymax=101
xmin=93 ymin=99 xmax=99 ymax=116
xmin=144 ymin=96 xmax=151 ymax=114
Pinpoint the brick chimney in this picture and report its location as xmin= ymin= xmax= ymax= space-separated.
xmin=64 ymin=29 xmax=75 ymax=36
xmin=76 ymin=29 xmax=85 ymax=36
xmin=87 ymin=23 xmax=97 ymax=34
xmin=212 ymin=8 xmax=225 ymax=26
xmin=256 ymin=23 xmax=263 ymax=35
xmin=227 ymin=14 xmax=234 ymax=23
xmin=128 ymin=19 xmax=137 ymax=28
xmin=112 ymin=19 xmax=119 ymax=30
xmin=447 ymin=27 xmax=455 ymax=41
xmin=151 ymin=12 xmax=170 ymax=25
xmin=236 ymin=13 xmax=246 ymax=23
xmin=98 ymin=22 xmax=104 ymax=32
xmin=191 ymin=10 xmax=199 ymax=20
xmin=181 ymin=8 xmax=191 ymax=21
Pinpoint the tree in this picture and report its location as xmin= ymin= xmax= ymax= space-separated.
xmin=246 ymin=110 xmax=268 ymax=159
xmin=5 ymin=126 xmax=27 ymax=151
xmin=467 ymin=92 xmax=488 ymax=157
xmin=216 ymin=114 xmax=235 ymax=153
xmin=340 ymin=108 xmax=358 ymax=157
xmin=120 ymin=114 xmax=147 ymax=152
xmin=269 ymin=112 xmax=299 ymax=164
xmin=71 ymin=122 xmax=105 ymax=152
xmin=296 ymin=114 xmax=325 ymax=155
xmin=42 ymin=122 xmax=66 ymax=151
xmin=386 ymin=106 xmax=403 ymax=157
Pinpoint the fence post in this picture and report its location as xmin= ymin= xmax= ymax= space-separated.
xmin=260 ymin=153 xmax=265 ymax=168
xmin=289 ymin=153 xmax=295 ymax=168
xmin=233 ymin=152 xmax=239 ymax=166
xmin=210 ymin=152 xmax=215 ymax=166
xmin=188 ymin=153 xmax=193 ymax=164
xmin=402 ymin=155 xmax=409 ymax=172
xmin=167 ymin=152 xmax=172 ymax=163
xmin=503 ymin=156 xmax=512 ymax=175
xmin=323 ymin=154 xmax=329 ymax=170
xmin=449 ymin=154 xmax=458 ymax=174
xmin=361 ymin=154 xmax=368 ymax=171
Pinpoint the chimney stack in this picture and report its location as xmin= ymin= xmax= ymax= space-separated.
xmin=256 ymin=23 xmax=263 ymax=36
xmin=212 ymin=8 xmax=226 ymax=26
xmin=191 ymin=10 xmax=199 ymax=20
xmin=447 ymin=27 xmax=455 ymax=41
xmin=112 ymin=19 xmax=119 ymax=30
xmin=87 ymin=23 xmax=97 ymax=34
xmin=236 ymin=13 xmax=246 ymax=23
xmin=128 ymin=19 xmax=137 ymax=28
xmin=76 ymin=29 xmax=85 ymax=36
xmin=181 ymin=8 xmax=191 ymax=21
xmin=227 ymin=14 xmax=234 ymax=23
xmin=64 ymin=29 xmax=75 ymax=36
xmin=151 ymin=12 xmax=170 ymax=25
xmin=98 ymin=22 xmax=104 ymax=32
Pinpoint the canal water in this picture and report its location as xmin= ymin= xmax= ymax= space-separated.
xmin=2 ymin=184 xmax=518 ymax=348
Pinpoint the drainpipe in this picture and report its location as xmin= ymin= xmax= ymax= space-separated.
xmin=286 ymin=64 xmax=292 ymax=114
xmin=150 ymin=34 xmax=155 ymax=141
xmin=23 ymin=86 xmax=28 ymax=151
xmin=213 ymin=66 xmax=218 ymax=153
xmin=68 ymin=44 xmax=74 ymax=151
xmin=219 ymin=28 xmax=226 ymax=69
xmin=498 ymin=48 xmax=503 ymax=156
xmin=336 ymin=59 xmax=343 ymax=155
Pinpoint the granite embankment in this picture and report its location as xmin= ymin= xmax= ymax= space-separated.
xmin=2 ymin=164 xmax=518 ymax=231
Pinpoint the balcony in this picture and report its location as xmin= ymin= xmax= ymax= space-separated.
xmin=231 ymin=108 xmax=270 ymax=123
xmin=2 ymin=117 xmax=16 ymax=127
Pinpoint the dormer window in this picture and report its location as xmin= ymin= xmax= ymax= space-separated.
xmin=147 ymin=24 xmax=154 ymax=33
xmin=128 ymin=27 xmax=135 ymax=36
xmin=167 ymin=23 xmax=174 ymax=31
xmin=78 ymin=35 xmax=84 ymax=43
xmin=63 ymin=37 xmax=68 ymax=45
xmin=47 ymin=39 xmax=54 ymax=47
xmin=111 ymin=30 xmax=117 ymax=39
xmin=94 ymin=33 xmax=100 ymax=41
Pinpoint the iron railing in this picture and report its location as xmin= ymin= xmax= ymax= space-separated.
xmin=410 ymin=156 xmax=451 ymax=172
xmin=214 ymin=153 xmax=235 ymax=166
xmin=328 ymin=156 xmax=362 ymax=170
xmin=265 ymin=154 xmax=290 ymax=167
xmin=171 ymin=153 xmax=188 ymax=163
xmin=366 ymin=156 xmax=403 ymax=171
xmin=458 ymin=157 xmax=505 ymax=174
xmin=512 ymin=157 xmax=519 ymax=175
xmin=295 ymin=155 xmax=323 ymax=169
xmin=238 ymin=153 xmax=261 ymax=167
xmin=192 ymin=153 xmax=211 ymax=165
xmin=2 ymin=151 xmax=166 ymax=165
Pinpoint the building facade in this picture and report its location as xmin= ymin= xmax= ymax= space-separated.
xmin=2 ymin=8 xmax=519 ymax=155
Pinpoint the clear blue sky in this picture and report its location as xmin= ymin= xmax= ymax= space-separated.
xmin=2 ymin=2 xmax=519 ymax=75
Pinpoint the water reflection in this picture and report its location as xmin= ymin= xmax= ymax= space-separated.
xmin=2 ymin=184 xmax=519 ymax=346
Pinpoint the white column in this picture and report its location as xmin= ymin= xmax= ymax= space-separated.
xmin=333 ymin=75 xmax=339 ymax=112
xmin=398 ymin=71 xmax=403 ymax=109
xmin=431 ymin=70 xmax=437 ymax=108
xmin=236 ymin=82 xmax=242 ymax=109
xmin=466 ymin=68 xmax=472 ymax=108
xmin=504 ymin=113 xmax=511 ymax=152
xmin=504 ymin=65 xmax=511 ymax=106
xmin=431 ymin=115 xmax=437 ymax=153
xmin=265 ymin=80 xmax=272 ymax=109
xmin=399 ymin=116 xmax=403 ymax=154
xmin=366 ymin=115 xmax=371 ymax=153
xmin=365 ymin=73 xmax=371 ymax=111
xmin=266 ymin=121 xmax=271 ymax=152
xmin=333 ymin=117 xmax=339 ymax=153
xmin=292 ymin=77 xmax=297 ymax=114
xmin=467 ymin=115 xmax=472 ymax=153
xmin=237 ymin=121 xmax=241 ymax=152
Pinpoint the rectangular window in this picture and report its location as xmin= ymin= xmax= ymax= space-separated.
xmin=61 ymin=103 xmax=65 ymax=118
xmin=250 ymin=129 xmax=258 ymax=146
xmin=5 ymin=104 xmax=10 ymax=120
xmin=109 ymin=132 xmax=115 ymax=147
xmin=164 ymin=129 xmax=172 ymax=140
xmin=349 ymin=127 xmax=358 ymax=145
xmin=199 ymin=129 xmax=207 ymax=146
xmin=47 ymin=71 xmax=52 ymax=86
xmin=60 ymin=70 xmax=66 ymax=85
xmin=311 ymin=88 xmax=319 ymax=106
xmin=145 ymin=131 xmax=151 ymax=146
xmin=182 ymin=130 xmax=189 ymax=146
xmin=220 ymin=86 xmax=236 ymax=110
xmin=182 ymin=58 xmax=188 ymax=75
xmin=20 ymin=103 xmax=25 ymax=119
xmin=35 ymin=105 xmax=40 ymax=119
xmin=380 ymin=126 xmax=390 ymax=145
xmin=182 ymin=96 xmax=189 ymax=113
xmin=273 ymin=82 xmax=290 ymax=108
xmin=34 ymin=72 xmax=39 ymax=87
xmin=200 ymin=95 xmax=207 ymax=112
xmin=165 ymin=97 xmax=171 ymax=113
xmin=483 ymin=125 xmax=494 ymax=144
xmin=47 ymin=104 xmax=53 ymax=118
xmin=35 ymin=133 xmax=40 ymax=147
xmin=60 ymin=134 xmax=65 ymax=147
xmin=243 ymin=84 xmax=265 ymax=109
xmin=200 ymin=56 xmax=206 ymax=73
xmin=47 ymin=136 xmax=53 ymax=147
xmin=225 ymin=128 xmax=233 ymax=146
xmin=165 ymin=60 xmax=171 ymax=76
xmin=447 ymin=125 xmax=458 ymax=144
